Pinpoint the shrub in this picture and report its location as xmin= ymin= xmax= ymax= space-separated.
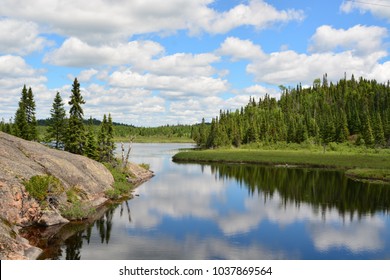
xmin=60 ymin=200 xmax=95 ymax=220
xmin=23 ymin=175 xmax=64 ymax=204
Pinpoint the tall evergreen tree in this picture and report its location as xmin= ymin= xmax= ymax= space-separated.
xmin=97 ymin=114 xmax=115 ymax=162
xmin=107 ymin=113 xmax=115 ymax=162
xmin=66 ymin=78 xmax=86 ymax=154
xmin=25 ymin=87 xmax=37 ymax=140
xmin=14 ymin=85 xmax=37 ymax=140
xmin=14 ymin=85 xmax=28 ymax=139
xmin=47 ymin=92 xmax=67 ymax=149
xmin=85 ymin=117 xmax=99 ymax=160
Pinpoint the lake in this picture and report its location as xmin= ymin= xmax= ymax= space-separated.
xmin=33 ymin=143 xmax=390 ymax=259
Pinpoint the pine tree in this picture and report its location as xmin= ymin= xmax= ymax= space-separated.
xmin=65 ymin=78 xmax=86 ymax=154
xmin=361 ymin=112 xmax=374 ymax=146
xmin=47 ymin=92 xmax=67 ymax=149
xmin=372 ymin=112 xmax=385 ymax=145
xmin=25 ymin=87 xmax=37 ymax=140
xmin=14 ymin=85 xmax=28 ymax=139
xmin=107 ymin=113 xmax=115 ymax=162
xmin=85 ymin=117 xmax=99 ymax=160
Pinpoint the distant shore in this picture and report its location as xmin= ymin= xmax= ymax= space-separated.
xmin=173 ymin=148 xmax=390 ymax=184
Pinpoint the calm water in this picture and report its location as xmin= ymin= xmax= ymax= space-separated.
xmin=33 ymin=143 xmax=390 ymax=259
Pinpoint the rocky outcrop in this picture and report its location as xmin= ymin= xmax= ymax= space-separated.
xmin=0 ymin=132 xmax=114 ymax=227
xmin=0 ymin=132 xmax=137 ymax=259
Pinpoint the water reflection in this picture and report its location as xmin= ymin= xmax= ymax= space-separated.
xmin=24 ymin=144 xmax=390 ymax=259
xmin=208 ymin=164 xmax=390 ymax=218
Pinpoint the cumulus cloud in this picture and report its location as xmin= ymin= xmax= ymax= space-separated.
xmin=44 ymin=37 xmax=164 ymax=67
xmin=341 ymin=0 xmax=390 ymax=21
xmin=0 ymin=19 xmax=50 ymax=55
xmin=218 ymin=37 xmax=265 ymax=61
xmin=0 ymin=0 xmax=304 ymax=43
xmin=192 ymin=0 xmax=304 ymax=34
xmin=220 ymin=30 xmax=390 ymax=86
xmin=309 ymin=25 xmax=387 ymax=55
xmin=108 ymin=69 xmax=229 ymax=97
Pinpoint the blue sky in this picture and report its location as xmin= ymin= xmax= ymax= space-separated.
xmin=1 ymin=0 xmax=390 ymax=126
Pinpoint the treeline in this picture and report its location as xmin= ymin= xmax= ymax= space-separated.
xmin=0 ymin=78 xmax=115 ymax=162
xmin=192 ymin=74 xmax=390 ymax=148
xmin=113 ymin=124 xmax=192 ymax=139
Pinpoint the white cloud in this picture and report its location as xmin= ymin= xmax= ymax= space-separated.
xmin=143 ymin=53 xmax=220 ymax=77
xmin=0 ymin=19 xmax=50 ymax=55
xmin=77 ymin=69 xmax=99 ymax=82
xmin=341 ymin=0 xmax=390 ymax=21
xmin=192 ymin=0 xmax=304 ymax=34
xmin=44 ymin=38 xmax=164 ymax=67
xmin=0 ymin=0 xmax=304 ymax=43
xmin=218 ymin=32 xmax=390 ymax=86
xmin=309 ymin=25 xmax=387 ymax=55
xmin=0 ymin=56 xmax=49 ymax=118
xmin=218 ymin=37 xmax=265 ymax=61
xmin=108 ymin=69 xmax=229 ymax=97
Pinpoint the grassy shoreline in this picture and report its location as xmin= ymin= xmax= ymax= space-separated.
xmin=173 ymin=148 xmax=390 ymax=184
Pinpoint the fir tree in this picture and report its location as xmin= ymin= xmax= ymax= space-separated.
xmin=372 ymin=112 xmax=385 ymax=145
xmin=107 ymin=113 xmax=115 ymax=162
xmin=13 ymin=85 xmax=28 ymax=139
xmin=25 ymin=87 xmax=37 ymax=140
xmin=97 ymin=114 xmax=115 ymax=162
xmin=85 ymin=117 xmax=99 ymax=160
xmin=47 ymin=92 xmax=67 ymax=149
xmin=66 ymin=78 xmax=86 ymax=154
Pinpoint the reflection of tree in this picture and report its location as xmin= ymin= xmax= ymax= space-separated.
xmin=96 ymin=207 xmax=114 ymax=244
xmin=208 ymin=164 xmax=390 ymax=219
xmin=65 ymin=231 xmax=83 ymax=260
xmin=120 ymin=201 xmax=132 ymax=223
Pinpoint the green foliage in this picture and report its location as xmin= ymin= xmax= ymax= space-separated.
xmin=60 ymin=200 xmax=95 ymax=220
xmin=47 ymin=92 xmax=67 ymax=148
xmin=84 ymin=117 xmax=99 ymax=160
xmin=194 ymin=75 xmax=390 ymax=149
xmin=23 ymin=175 xmax=64 ymax=205
xmin=65 ymin=78 xmax=86 ymax=155
xmin=139 ymin=163 xmax=150 ymax=170
xmin=103 ymin=162 xmax=134 ymax=200
xmin=13 ymin=85 xmax=37 ymax=140
xmin=98 ymin=114 xmax=115 ymax=162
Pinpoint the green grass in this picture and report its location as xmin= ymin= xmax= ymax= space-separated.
xmin=103 ymin=162 xmax=134 ymax=200
xmin=173 ymin=147 xmax=390 ymax=183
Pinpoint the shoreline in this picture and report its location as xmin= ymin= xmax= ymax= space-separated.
xmin=173 ymin=149 xmax=390 ymax=184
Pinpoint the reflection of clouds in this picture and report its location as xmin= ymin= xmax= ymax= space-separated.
xmin=110 ymin=144 xmax=388 ymax=257
xmin=218 ymin=192 xmax=386 ymax=253
xmin=310 ymin=217 xmax=385 ymax=253
xmin=123 ymin=167 xmax=225 ymax=229
xmin=80 ymin=234 xmax=293 ymax=260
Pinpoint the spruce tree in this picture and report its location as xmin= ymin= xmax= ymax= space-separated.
xmin=14 ymin=85 xmax=28 ymax=139
xmin=25 ymin=87 xmax=37 ymax=140
xmin=66 ymin=78 xmax=86 ymax=154
xmin=97 ymin=114 xmax=115 ymax=162
xmin=107 ymin=113 xmax=115 ymax=162
xmin=47 ymin=92 xmax=67 ymax=149
xmin=372 ymin=112 xmax=385 ymax=145
xmin=85 ymin=117 xmax=99 ymax=160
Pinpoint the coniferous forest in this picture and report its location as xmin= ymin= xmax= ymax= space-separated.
xmin=192 ymin=75 xmax=390 ymax=149
xmin=0 ymin=78 xmax=115 ymax=162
